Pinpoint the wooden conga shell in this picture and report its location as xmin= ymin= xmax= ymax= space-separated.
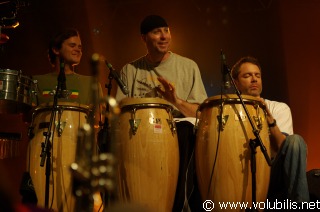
xmin=27 ymin=102 xmax=90 ymax=212
xmin=195 ymin=94 xmax=271 ymax=211
xmin=116 ymin=98 xmax=179 ymax=212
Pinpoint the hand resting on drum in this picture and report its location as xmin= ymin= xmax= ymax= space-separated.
xmin=257 ymin=97 xmax=287 ymax=153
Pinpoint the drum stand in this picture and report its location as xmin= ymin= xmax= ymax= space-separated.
xmin=97 ymin=65 xmax=115 ymax=154
xmin=222 ymin=58 xmax=272 ymax=211
xmin=39 ymin=60 xmax=67 ymax=209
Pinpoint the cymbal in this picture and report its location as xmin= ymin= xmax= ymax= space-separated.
xmin=0 ymin=33 xmax=9 ymax=44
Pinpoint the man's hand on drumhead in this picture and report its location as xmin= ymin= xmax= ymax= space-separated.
xmin=156 ymin=77 xmax=179 ymax=105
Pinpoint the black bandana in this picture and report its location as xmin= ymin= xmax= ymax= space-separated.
xmin=140 ymin=15 xmax=168 ymax=34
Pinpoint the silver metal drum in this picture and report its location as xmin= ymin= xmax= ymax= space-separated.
xmin=0 ymin=69 xmax=36 ymax=113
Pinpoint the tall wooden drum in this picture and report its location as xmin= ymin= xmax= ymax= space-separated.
xmin=116 ymin=98 xmax=179 ymax=212
xmin=195 ymin=94 xmax=271 ymax=211
xmin=27 ymin=102 xmax=90 ymax=212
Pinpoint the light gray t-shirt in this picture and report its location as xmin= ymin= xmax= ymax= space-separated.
xmin=115 ymin=52 xmax=208 ymax=116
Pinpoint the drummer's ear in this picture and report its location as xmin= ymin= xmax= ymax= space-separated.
xmin=52 ymin=47 xmax=59 ymax=55
xmin=141 ymin=34 xmax=146 ymax=42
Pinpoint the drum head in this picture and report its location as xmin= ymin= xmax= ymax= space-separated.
xmin=199 ymin=94 xmax=266 ymax=111
xmin=31 ymin=102 xmax=91 ymax=118
xmin=119 ymin=97 xmax=172 ymax=111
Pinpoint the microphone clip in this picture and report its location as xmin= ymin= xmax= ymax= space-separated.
xmin=105 ymin=61 xmax=129 ymax=95
xmin=56 ymin=59 xmax=70 ymax=98
xmin=221 ymin=50 xmax=231 ymax=90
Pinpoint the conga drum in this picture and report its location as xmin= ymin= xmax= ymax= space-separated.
xmin=195 ymin=94 xmax=271 ymax=211
xmin=115 ymin=98 xmax=179 ymax=212
xmin=27 ymin=102 xmax=90 ymax=212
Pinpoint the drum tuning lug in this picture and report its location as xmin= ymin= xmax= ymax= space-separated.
xmin=166 ymin=108 xmax=176 ymax=134
xmin=58 ymin=128 xmax=63 ymax=137
xmin=253 ymin=104 xmax=263 ymax=131
xmin=42 ymin=131 xmax=50 ymax=137
xmin=253 ymin=116 xmax=262 ymax=131
xmin=167 ymin=119 xmax=176 ymax=134
xmin=55 ymin=121 xmax=66 ymax=136
xmin=217 ymin=115 xmax=229 ymax=131
xmin=129 ymin=119 xmax=140 ymax=135
xmin=194 ymin=109 xmax=200 ymax=133
xmin=129 ymin=108 xmax=140 ymax=135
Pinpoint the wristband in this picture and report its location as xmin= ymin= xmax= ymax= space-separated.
xmin=268 ymin=119 xmax=277 ymax=128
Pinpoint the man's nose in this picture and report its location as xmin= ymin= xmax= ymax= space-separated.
xmin=160 ymin=33 xmax=166 ymax=39
xmin=251 ymin=76 xmax=258 ymax=82
xmin=160 ymin=31 xmax=169 ymax=39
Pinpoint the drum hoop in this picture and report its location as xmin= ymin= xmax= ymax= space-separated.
xmin=0 ymin=69 xmax=19 ymax=75
xmin=0 ymin=73 xmax=18 ymax=78
xmin=0 ymin=70 xmax=33 ymax=85
xmin=0 ymin=69 xmax=32 ymax=79
xmin=199 ymin=96 xmax=266 ymax=111
xmin=33 ymin=105 xmax=91 ymax=116
xmin=0 ymin=72 xmax=18 ymax=76
xmin=121 ymin=103 xmax=173 ymax=112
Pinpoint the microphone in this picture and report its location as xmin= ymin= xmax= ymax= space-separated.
xmin=221 ymin=50 xmax=231 ymax=89
xmin=57 ymin=59 xmax=69 ymax=98
xmin=105 ymin=61 xmax=129 ymax=95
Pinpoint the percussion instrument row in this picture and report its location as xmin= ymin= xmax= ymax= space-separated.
xmin=1 ymin=68 xmax=271 ymax=212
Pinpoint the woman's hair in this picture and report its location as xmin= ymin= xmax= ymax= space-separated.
xmin=48 ymin=28 xmax=80 ymax=64
xmin=231 ymin=56 xmax=262 ymax=79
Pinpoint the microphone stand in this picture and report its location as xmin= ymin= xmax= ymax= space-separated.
xmin=224 ymin=64 xmax=272 ymax=211
xmin=97 ymin=77 xmax=112 ymax=154
xmin=39 ymin=61 xmax=65 ymax=209
xmin=39 ymin=96 xmax=55 ymax=209
xmin=97 ymin=63 xmax=118 ymax=209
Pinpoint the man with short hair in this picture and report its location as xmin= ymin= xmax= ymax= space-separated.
xmin=115 ymin=15 xmax=208 ymax=211
xmin=231 ymin=56 xmax=309 ymax=203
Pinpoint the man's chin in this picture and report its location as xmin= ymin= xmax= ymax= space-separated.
xmin=157 ymin=47 xmax=169 ymax=53
xmin=71 ymin=60 xmax=81 ymax=65
xmin=250 ymin=92 xmax=260 ymax=97
xmin=242 ymin=91 xmax=260 ymax=97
